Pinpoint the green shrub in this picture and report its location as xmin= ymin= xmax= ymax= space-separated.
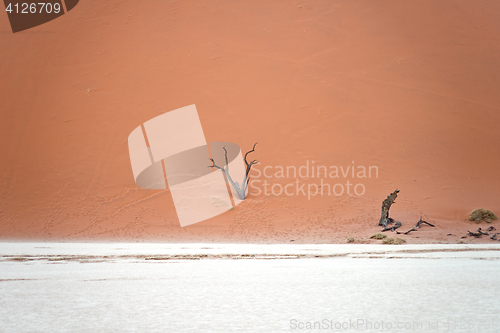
xmin=370 ymin=233 xmax=387 ymax=240
xmin=469 ymin=208 xmax=498 ymax=223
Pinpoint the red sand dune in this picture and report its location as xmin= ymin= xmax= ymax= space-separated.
xmin=1 ymin=0 xmax=499 ymax=243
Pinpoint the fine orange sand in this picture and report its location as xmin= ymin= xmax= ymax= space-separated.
xmin=1 ymin=0 xmax=499 ymax=243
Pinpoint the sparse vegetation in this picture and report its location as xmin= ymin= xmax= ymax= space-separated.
xmin=469 ymin=208 xmax=498 ymax=224
xmin=382 ymin=237 xmax=406 ymax=245
xmin=382 ymin=237 xmax=393 ymax=244
xmin=347 ymin=237 xmax=355 ymax=243
xmin=395 ymin=238 xmax=406 ymax=244
xmin=370 ymin=233 xmax=387 ymax=240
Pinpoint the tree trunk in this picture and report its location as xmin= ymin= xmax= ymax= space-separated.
xmin=379 ymin=189 xmax=399 ymax=228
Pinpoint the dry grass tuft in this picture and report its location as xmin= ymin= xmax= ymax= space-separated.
xmin=382 ymin=237 xmax=406 ymax=245
xmin=469 ymin=208 xmax=498 ymax=223
xmin=370 ymin=233 xmax=387 ymax=240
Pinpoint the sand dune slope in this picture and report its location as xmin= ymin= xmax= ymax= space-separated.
xmin=1 ymin=0 xmax=499 ymax=242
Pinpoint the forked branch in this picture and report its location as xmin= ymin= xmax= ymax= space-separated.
xmin=209 ymin=143 xmax=258 ymax=200
xmin=403 ymin=216 xmax=435 ymax=235
xmin=244 ymin=142 xmax=259 ymax=185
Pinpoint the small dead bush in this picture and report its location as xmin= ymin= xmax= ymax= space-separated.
xmin=382 ymin=237 xmax=406 ymax=245
xmin=469 ymin=208 xmax=498 ymax=224
xmin=370 ymin=233 xmax=387 ymax=240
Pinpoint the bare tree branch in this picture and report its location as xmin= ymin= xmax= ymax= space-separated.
xmin=244 ymin=142 xmax=258 ymax=167
xmin=382 ymin=221 xmax=401 ymax=232
xmin=404 ymin=216 xmax=435 ymax=235
xmin=209 ymin=158 xmax=223 ymax=171
xmin=244 ymin=143 xmax=258 ymax=185
xmin=209 ymin=143 xmax=258 ymax=200
xmin=465 ymin=228 xmax=490 ymax=238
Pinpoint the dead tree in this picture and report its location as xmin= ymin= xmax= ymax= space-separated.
xmin=404 ymin=216 xmax=435 ymax=235
xmin=379 ymin=189 xmax=400 ymax=229
xmin=382 ymin=221 xmax=401 ymax=232
xmin=376 ymin=190 xmax=438 ymax=236
xmin=209 ymin=143 xmax=258 ymax=200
